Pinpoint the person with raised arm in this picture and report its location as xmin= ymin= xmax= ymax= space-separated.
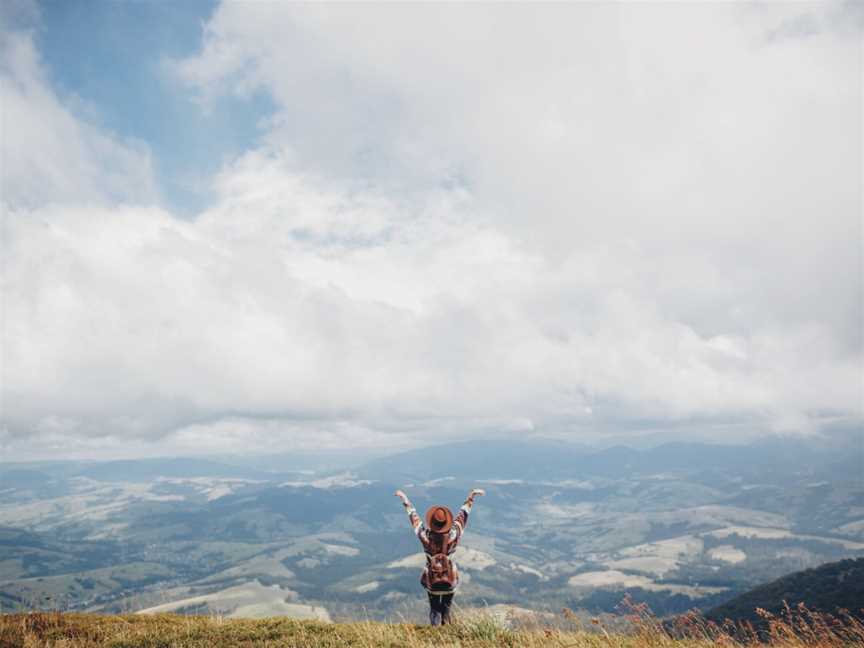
xmin=394 ymin=487 xmax=485 ymax=625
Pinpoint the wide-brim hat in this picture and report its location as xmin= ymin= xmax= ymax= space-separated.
xmin=425 ymin=505 xmax=453 ymax=534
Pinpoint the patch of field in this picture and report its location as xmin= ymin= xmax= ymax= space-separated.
xmin=478 ymin=479 xmax=525 ymax=485
xmin=604 ymin=556 xmax=679 ymax=576
xmin=707 ymin=526 xmax=792 ymax=540
xmin=387 ymin=551 xmax=439 ymax=569
xmin=278 ymin=535 xmax=360 ymax=560
xmin=706 ymin=526 xmax=864 ymax=550
xmin=84 ymin=522 xmax=131 ymax=540
xmin=686 ymin=506 xmax=789 ymax=529
xmin=195 ymin=547 xmax=296 ymax=584
xmin=455 ymin=547 xmax=496 ymax=570
xmin=297 ymin=558 xmax=321 ymax=568
xmin=708 ymin=545 xmax=746 ymax=564
xmin=166 ymin=541 xmax=270 ymax=566
xmin=620 ymin=535 xmax=703 ymax=560
xmin=205 ymin=486 xmax=233 ymax=500
xmin=321 ymin=543 xmax=360 ymax=557
xmin=833 ymin=519 xmax=864 ymax=538
xmin=199 ymin=535 xmax=362 ymax=583
xmin=649 ymin=583 xmax=728 ymax=598
xmin=155 ymin=477 xmax=264 ymax=501
xmin=0 ymin=559 xmax=27 ymax=581
xmin=567 ymin=570 xmax=726 ymax=598
xmin=136 ymin=580 xmax=330 ymax=621
xmin=0 ymin=545 xmax=84 ymax=581
xmin=534 ymin=502 xmax=595 ymax=520
xmin=422 ymin=476 xmax=455 ymax=486
xmin=279 ymin=473 xmax=373 ymax=489
xmin=0 ymin=562 xmax=176 ymax=610
xmin=387 ymin=546 xmax=496 ymax=570
xmin=510 ymin=563 xmax=545 ymax=579
xmin=568 ymin=570 xmax=652 ymax=589
xmin=0 ymin=479 xmax=184 ymax=530
xmin=636 ymin=506 xmax=788 ymax=532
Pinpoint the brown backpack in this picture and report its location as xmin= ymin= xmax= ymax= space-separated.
xmin=427 ymin=533 xmax=456 ymax=590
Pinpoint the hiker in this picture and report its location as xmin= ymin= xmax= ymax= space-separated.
xmin=394 ymin=487 xmax=485 ymax=626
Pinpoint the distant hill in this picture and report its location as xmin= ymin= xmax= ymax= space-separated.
xmin=705 ymin=558 xmax=864 ymax=626
xmin=357 ymin=439 xmax=592 ymax=481
xmin=356 ymin=438 xmax=845 ymax=482
xmin=0 ymin=469 xmax=54 ymax=491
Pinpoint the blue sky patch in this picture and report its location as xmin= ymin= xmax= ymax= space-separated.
xmin=36 ymin=0 xmax=275 ymax=215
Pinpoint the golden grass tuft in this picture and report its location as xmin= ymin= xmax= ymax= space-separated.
xmin=1 ymin=604 xmax=863 ymax=648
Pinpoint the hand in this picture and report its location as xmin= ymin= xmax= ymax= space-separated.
xmin=394 ymin=490 xmax=410 ymax=504
xmin=467 ymin=488 xmax=485 ymax=502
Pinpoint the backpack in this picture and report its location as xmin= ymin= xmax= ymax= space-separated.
xmin=426 ymin=533 xmax=456 ymax=590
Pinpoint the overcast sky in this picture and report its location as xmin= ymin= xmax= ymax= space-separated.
xmin=1 ymin=0 xmax=861 ymax=461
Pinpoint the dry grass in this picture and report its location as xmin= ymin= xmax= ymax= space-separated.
xmin=1 ymin=604 xmax=863 ymax=648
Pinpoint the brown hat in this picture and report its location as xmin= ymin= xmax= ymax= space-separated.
xmin=425 ymin=505 xmax=453 ymax=534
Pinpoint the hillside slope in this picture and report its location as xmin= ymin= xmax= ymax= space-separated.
xmin=705 ymin=557 xmax=864 ymax=625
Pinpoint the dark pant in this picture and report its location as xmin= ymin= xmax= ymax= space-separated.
xmin=427 ymin=592 xmax=454 ymax=625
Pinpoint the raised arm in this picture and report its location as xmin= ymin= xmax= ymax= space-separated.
xmin=454 ymin=488 xmax=485 ymax=535
xmin=395 ymin=489 xmax=423 ymax=535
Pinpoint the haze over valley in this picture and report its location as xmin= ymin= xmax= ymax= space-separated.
xmin=2 ymin=435 xmax=861 ymax=622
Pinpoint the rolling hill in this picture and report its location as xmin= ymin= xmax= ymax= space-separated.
xmin=706 ymin=558 xmax=864 ymax=627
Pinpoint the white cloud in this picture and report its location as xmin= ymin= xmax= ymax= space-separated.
xmin=175 ymin=3 xmax=860 ymax=338
xmin=0 ymin=24 xmax=157 ymax=208
xmin=1 ymin=2 xmax=861 ymax=459
xmin=3 ymin=151 xmax=859 ymax=457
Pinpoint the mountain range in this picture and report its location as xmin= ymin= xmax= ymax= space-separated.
xmin=1 ymin=436 xmax=861 ymax=622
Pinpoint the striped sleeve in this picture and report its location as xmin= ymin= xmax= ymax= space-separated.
xmin=453 ymin=500 xmax=472 ymax=537
xmin=406 ymin=505 xmax=424 ymax=536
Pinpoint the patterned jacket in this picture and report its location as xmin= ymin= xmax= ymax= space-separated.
xmin=404 ymin=500 xmax=472 ymax=593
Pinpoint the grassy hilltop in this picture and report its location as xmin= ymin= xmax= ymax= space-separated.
xmin=3 ymin=608 xmax=864 ymax=648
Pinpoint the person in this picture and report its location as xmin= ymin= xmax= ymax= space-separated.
xmin=394 ymin=487 xmax=485 ymax=625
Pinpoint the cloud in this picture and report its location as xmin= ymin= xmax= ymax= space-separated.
xmin=175 ymin=2 xmax=860 ymax=339
xmin=1 ymin=2 xmax=860 ymax=459
xmin=3 ymin=150 xmax=859 ymax=458
xmin=0 ymin=19 xmax=157 ymax=208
